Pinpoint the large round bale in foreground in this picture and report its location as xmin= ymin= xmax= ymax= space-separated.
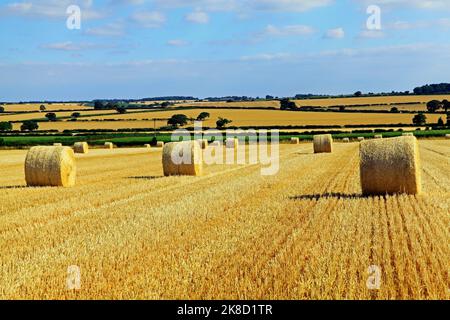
xmin=291 ymin=137 xmax=299 ymax=144
xmin=360 ymin=136 xmax=421 ymax=195
xmin=25 ymin=146 xmax=76 ymax=187
xmin=162 ymin=141 xmax=202 ymax=176
xmin=313 ymin=134 xmax=333 ymax=153
xmin=104 ymin=142 xmax=114 ymax=149
xmin=73 ymin=142 xmax=89 ymax=154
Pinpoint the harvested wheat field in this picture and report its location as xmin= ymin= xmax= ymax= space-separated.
xmin=0 ymin=141 xmax=448 ymax=300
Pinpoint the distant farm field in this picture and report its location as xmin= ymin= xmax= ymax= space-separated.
xmin=0 ymin=141 xmax=448 ymax=299
xmin=2 ymin=103 xmax=91 ymax=112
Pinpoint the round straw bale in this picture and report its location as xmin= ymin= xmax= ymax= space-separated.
xmin=374 ymin=135 xmax=383 ymax=139
xmin=360 ymin=136 xmax=421 ymax=195
xmin=104 ymin=142 xmax=114 ymax=149
xmin=53 ymin=143 xmax=62 ymax=146
xmin=156 ymin=141 xmax=164 ymax=148
xmin=73 ymin=142 xmax=89 ymax=154
xmin=343 ymin=138 xmax=350 ymax=143
xmin=358 ymin=137 xmax=365 ymax=142
xmin=162 ymin=141 xmax=202 ymax=176
xmin=290 ymin=137 xmax=299 ymax=144
xmin=144 ymin=144 xmax=151 ymax=148
xmin=226 ymin=138 xmax=239 ymax=149
xmin=25 ymin=146 xmax=76 ymax=187
xmin=313 ymin=134 xmax=333 ymax=153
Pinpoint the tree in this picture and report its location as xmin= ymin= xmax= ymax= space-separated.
xmin=39 ymin=105 xmax=46 ymax=112
xmin=167 ymin=114 xmax=188 ymax=127
xmin=0 ymin=106 xmax=4 ymax=113
xmin=426 ymin=100 xmax=441 ymax=113
xmin=354 ymin=91 xmax=362 ymax=97
xmin=442 ymin=99 xmax=450 ymax=113
xmin=216 ymin=117 xmax=232 ymax=129
xmin=71 ymin=112 xmax=81 ymax=118
xmin=266 ymin=95 xmax=274 ymax=100
xmin=280 ymin=98 xmax=297 ymax=110
xmin=0 ymin=121 xmax=12 ymax=131
xmin=437 ymin=117 xmax=444 ymax=127
xmin=412 ymin=113 xmax=427 ymax=126
xmin=45 ymin=112 xmax=57 ymax=121
xmin=390 ymin=107 xmax=400 ymax=113
xmin=21 ymin=120 xmax=39 ymax=131
xmin=94 ymin=100 xmax=106 ymax=110
xmin=116 ymin=107 xmax=127 ymax=114
xmin=339 ymin=106 xmax=346 ymax=112
xmin=161 ymin=102 xmax=171 ymax=108
xmin=196 ymin=112 xmax=210 ymax=121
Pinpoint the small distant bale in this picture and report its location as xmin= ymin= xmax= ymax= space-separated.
xmin=290 ymin=137 xmax=299 ymax=144
xmin=360 ymin=136 xmax=421 ymax=195
xmin=156 ymin=141 xmax=164 ymax=148
xmin=73 ymin=142 xmax=89 ymax=154
xmin=25 ymin=146 xmax=76 ymax=187
xmin=53 ymin=143 xmax=62 ymax=146
xmin=104 ymin=142 xmax=114 ymax=149
xmin=402 ymin=133 xmax=414 ymax=137
xmin=162 ymin=141 xmax=202 ymax=176
xmin=374 ymin=135 xmax=383 ymax=139
xmin=313 ymin=134 xmax=333 ymax=153
xmin=144 ymin=144 xmax=151 ymax=148
xmin=358 ymin=137 xmax=365 ymax=142
xmin=226 ymin=138 xmax=239 ymax=149
xmin=342 ymin=138 xmax=350 ymax=143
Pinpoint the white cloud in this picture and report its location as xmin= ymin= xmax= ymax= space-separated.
xmin=358 ymin=0 xmax=450 ymax=10
xmin=130 ymin=11 xmax=166 ymax=28
xmin=263 ymin=24 xmax=315 ymax=37
xmin=185 ymin=10 xmax=209 ymax=24
xmin=40 ymin=41 xmax=115 ymax=51
xmin=85 ymin=22 xmax=125 ymax=37
xmin=2 ymin=0 xmax=104 ymax=20
xmin=167 ymin=39 xmax=190 ymax=46
xmin=324 ymin=27 xmax=345 ymax=39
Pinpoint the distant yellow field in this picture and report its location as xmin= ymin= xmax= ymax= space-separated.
xmin=81 ymin=109 xmax=442 ymax=127
xmin=0 ymin=110 xmax=114 ymax=122
xmin=2 ymin=103 xmax=91 ymax=112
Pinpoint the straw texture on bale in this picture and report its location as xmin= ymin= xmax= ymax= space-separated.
xmin=25 ymin=146 xmax=76 ymax=187
xmin=374 ymin=135 xmax=383 ymax=139
xmin=226 ymin=138 xmax=239 ymax=149
xmin=343 ymin=138 xmax=350 ymax=143
xmin=162 ymin=141 xmax=202 ymax=176
xmin=73 ymin=142 xmax=89 ymax=154
xmin=358 ymin=137 xmax=365 ymax=141
xmin=360 ymin=136 xmax=421 ymax=195
xmin=156 ymin=141 xmax=164 ymax=148
xmin=53 ymin=143 xmax=62 ymax=146
xmin=402 ymin=133 xmax=414 ymax=137
xmin=104 ymin=142 xmax=114 ymax=149
xmin=313 ymin=134 xmax=333 ymax=153
xmin=291 ymin=137 xmax=299 ymax=144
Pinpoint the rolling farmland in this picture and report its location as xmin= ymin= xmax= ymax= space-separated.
xmin=0 ymin=141 xmax=448 ymax=300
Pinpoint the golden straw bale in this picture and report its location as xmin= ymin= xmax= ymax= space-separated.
xmin=162 ymin=141 xmax=202 ymax=176
xmin=374 ymin=135 xmax=383 ymax=139
xmin=290 ymin=137 xmax=299 ymax=144
xmin=360 ymin=136 xmax=421 ymax=195
xmin=343 ymin=138 xmax=350 ymax=143
xmin=53 ymin=143 xmax=62 ymax=146
xmin=25 ymin=146 xmax=76 ymax=187
xmin=104 ymin=142 xmax=114 ymax=149
xmin=313 ymin=134 xmax=333 ymax=153
xmin=73 ymin=142 xmax=89 ymax=154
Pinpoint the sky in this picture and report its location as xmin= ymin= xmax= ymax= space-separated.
xmin=1 ymin=0 xmax=450 ymax=101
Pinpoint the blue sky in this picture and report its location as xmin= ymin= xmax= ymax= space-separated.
xmin=1 ymin=0 xmax=450 ymax=101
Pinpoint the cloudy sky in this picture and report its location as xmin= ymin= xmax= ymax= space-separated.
xmin=1 ymin=0 xmax=450 ymax=101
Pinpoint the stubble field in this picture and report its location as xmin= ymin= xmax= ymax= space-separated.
xmin=0 ymin=140 xmax=448 ymax=300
